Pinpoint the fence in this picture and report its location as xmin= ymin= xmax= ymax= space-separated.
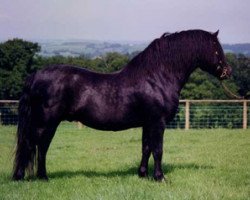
xmin=166 ymin=100 xmax=249 ymax=129
xmin=0 ymin=100 xmax=249 ymax=129
xmin=0 ymin=100 xmax=18 ymax=125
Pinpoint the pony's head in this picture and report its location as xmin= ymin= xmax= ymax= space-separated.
xmin=199 ymin=30 xmax=232 ymax=80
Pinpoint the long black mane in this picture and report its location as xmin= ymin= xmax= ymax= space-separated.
xmin=128 ymin=30 xmax=213 ymax=68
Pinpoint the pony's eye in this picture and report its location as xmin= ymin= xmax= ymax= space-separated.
xmin=217 ymin=66 xmax=221 ymax=70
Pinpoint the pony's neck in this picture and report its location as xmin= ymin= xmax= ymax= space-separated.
xmin=128 ymin=39 xmax=199 ymax=90
xmin=159 ymin=56 xmax=198 ymax=94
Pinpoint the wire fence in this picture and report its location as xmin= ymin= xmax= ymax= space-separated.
xmin=0 ymin=100 xmax=249 ymax=129
xmin=0 ymin=100 xmax=18 ymax=126
xmin=167 ymin=100 xmax=249 ymax=129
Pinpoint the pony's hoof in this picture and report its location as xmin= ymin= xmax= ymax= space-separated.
xmin=37 ymin=174 xmax=49 ymax=181
xmin=12 ymin=174 xmax=24 ymax=181
xmin=153 ymin=173 xmax=166 ymax=182
xmin=138 ymin=172 xmax=148 ymax=178
xmin=138 ymin=167 xmax=148 ymax=178
xmin=12 ymin=171 xmax=25 ymax=181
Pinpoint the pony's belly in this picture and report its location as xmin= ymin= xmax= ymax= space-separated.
xmin=73 ymin=110 xmax=141 ymax=131
xmin=70 ymin=103 xmax=142 ymax=131
xmin=79 ymin=119 xmax=141 ymax=131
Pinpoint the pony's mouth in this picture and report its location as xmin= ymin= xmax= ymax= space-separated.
xmin=220 ymin=66 xmax=232 ymax=80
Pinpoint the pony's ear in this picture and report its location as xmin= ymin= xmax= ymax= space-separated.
xmin=161 ymin=32 xmax=171 ymax=38
xmin=213 ymin=30 xmax=219 ymax=37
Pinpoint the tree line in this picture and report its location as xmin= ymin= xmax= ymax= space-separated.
xmin=0 ymin=38 xmax=249 ymax=100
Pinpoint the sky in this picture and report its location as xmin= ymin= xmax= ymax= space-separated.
xmin=0 ymin=0 xmax=250 ymax=43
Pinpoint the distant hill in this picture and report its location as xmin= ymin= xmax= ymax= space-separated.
xmin=38 ymin=40 xmax=250 ymax=58
xmin=38 ymin=39 xmax=147 ymax=58
xmin=222 ymin=43 xmax=250 ymax=56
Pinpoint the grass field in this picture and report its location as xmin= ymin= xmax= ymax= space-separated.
xmin=0 ymin=123 xmax=249 ymax=200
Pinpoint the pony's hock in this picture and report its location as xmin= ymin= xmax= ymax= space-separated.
xmin=13 ymin=30 xmax=231 ymax=182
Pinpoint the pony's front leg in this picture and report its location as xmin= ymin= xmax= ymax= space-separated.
xmin=151 ymin=126 xmax=165 ymax=181
xmin=139 ymin=121 xmax=165 ymax=181
xmin=150 ymin=121 xmax=165 ymax=181
xmin=138 ymin=127 xmax=152 ymax=178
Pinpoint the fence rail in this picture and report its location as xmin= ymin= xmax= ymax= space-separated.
xmin=0 ymin=100 xmax=249 ymax=129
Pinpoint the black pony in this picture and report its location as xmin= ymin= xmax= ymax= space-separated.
xmin=13 ymin=30 xmax=231 ymax=181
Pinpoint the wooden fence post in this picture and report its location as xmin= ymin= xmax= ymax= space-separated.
xmin=185 ymin=100 xmax=190 ymax=130
xmin=243 ymin=100 xmax=247 ymax=129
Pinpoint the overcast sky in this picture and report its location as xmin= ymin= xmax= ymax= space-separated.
xmin=0 ymin=0 xmax=249 ymax=43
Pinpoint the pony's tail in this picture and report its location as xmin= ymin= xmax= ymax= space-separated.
xmin=13 ymin=73 xmax=36 ymax=180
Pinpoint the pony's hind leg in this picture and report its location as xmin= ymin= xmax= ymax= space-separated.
xmin=36 ymin=123 xmax=59 ymax=180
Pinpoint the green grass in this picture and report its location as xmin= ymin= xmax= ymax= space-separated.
xmin=0 ymin=123 xmax=249 ymax=200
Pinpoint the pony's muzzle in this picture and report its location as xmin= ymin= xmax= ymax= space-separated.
xmin=220 ymin=66 xmax=232 ymax=79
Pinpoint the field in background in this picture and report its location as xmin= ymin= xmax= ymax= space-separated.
xmin=0 ymin=123 xmax=249 ymax=200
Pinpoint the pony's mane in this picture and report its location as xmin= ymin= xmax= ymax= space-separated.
xmin=125 ymin=30 xmax=217 ymax=75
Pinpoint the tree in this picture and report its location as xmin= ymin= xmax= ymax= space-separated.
xmin=0 ymin=39 xmax=40 ymax=99
xmin=226 ymin=53 xmax=250 ymax=98
xmin=101 ymin=52 xmax=129 ymax=72
xmin=181 ymin=69 xmax=221 ymax=99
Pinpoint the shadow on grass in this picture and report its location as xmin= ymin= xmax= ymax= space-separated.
xmin=48 ymin=163 xmax=213 ymax=180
